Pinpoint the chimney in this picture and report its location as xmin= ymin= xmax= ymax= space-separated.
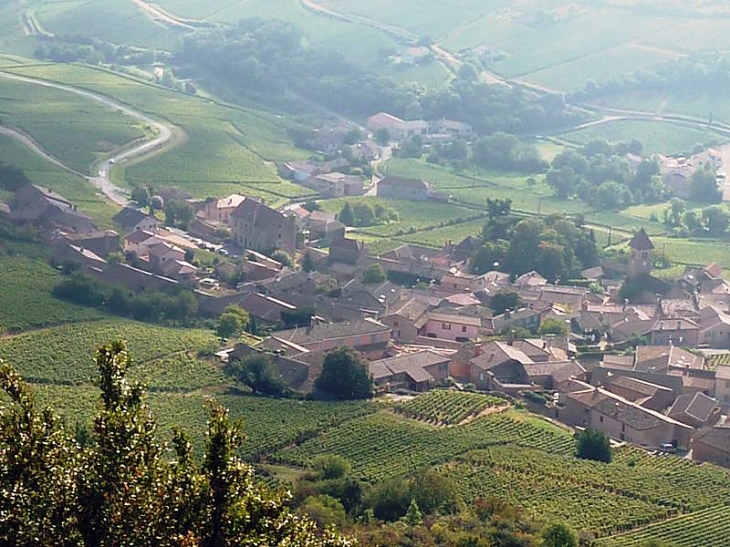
xmin=623 ymin=298 xmax=628 ymax=312
xmin=504 ymin=309 xmax=511 ymax=319
xmin=581 ymin=300 xmax=588 ymax=311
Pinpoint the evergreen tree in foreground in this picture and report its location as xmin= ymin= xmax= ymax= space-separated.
xmin=0 ymin=341 xmax=353 ymax=546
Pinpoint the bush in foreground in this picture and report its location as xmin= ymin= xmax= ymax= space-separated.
xmin=0 ymin=341 xmax=352 ymax=546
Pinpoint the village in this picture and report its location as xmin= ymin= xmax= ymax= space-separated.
xmin=4 ymin=110 xmax=730 ymax=473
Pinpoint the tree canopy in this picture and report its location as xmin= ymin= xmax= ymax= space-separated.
xmin=316 ymin=347 xmax=374 ymax=400
xmin=576 ymin=428 xmax=612 ymax=463
xmin=0 ymin=341 xmax=351 ymax=546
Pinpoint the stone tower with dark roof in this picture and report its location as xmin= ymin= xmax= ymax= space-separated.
xmin=628 ymin=228 xmax=654 ymax=278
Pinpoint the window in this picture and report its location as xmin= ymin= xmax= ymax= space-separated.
xmin=393 ymin=320 xmax=399 ymax=328
xmin=621 ymin=424 xmax=625 ymax=433
xmin=461 ymin=325 xmax=467 ymax=333
xmin=442 ymin=323 xmax=452 ymax=330
xmin=599 ymin=416 xmax=604 ymax=423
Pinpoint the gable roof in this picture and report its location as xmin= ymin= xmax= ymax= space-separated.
xmin=272 ymin=317 xmax=390 ymax=345
xmin=629 ymin=228 xmax=654 ymax=251
xmin=367 ymin=112 xmax=404 ymax=128
xmin=568 ymin=387 xmax=689 ymax=431
xmin=694 ymin=425 xmax=730 ymax=452
xmin=370 ymin=350 xmax=450 ymax=384
xmin=113 ymin=207 xmax=155 ymax=228
xmin=668 ymin=392 xmax=716 ymax=423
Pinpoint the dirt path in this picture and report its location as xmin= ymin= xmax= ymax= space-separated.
xmin=0 ymin=71 xmax=179 ymax=206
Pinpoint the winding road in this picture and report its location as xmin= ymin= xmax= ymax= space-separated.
xmin=0 ymin=71 xmax=176 ymax=206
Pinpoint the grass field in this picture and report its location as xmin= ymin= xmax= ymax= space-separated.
xmin=0 ymin=75 xmax=146 ymax=173
xmin=0 ymin=319 xmax=218 ymax=383
xmin=560 ymin=119 xmax=726 ymax=156
xmin=1 ymin=61 xmax=310 ymax=199
xmin=0 ymin=256 xmax=106 ymax=334
xmin=0 ymin=133 xmax=116 ymax=226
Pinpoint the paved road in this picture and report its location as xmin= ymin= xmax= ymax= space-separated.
xmin=0 ymin=71 xmax=175 ymax=206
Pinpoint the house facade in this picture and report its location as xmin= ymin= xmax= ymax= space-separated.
xmin=230 ymin=200 xmax=296 ymax=255
xmin=377 ymin=176 xmax=431 ymax=201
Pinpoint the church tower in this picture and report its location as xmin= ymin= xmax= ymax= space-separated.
xmin=627 ymin=228 xmax=654 ymax=278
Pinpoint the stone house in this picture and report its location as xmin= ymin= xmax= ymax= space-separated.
xmin=561 ymin=387 xmax=692 ymax=449
xmin=377 ymin=176 xmax=431 ymax=201
xmin=231 ymin=199 xmax=295 ymax=255
xmin=199 ymin=194 xmax=247 ymax=225
xmin=113 ymin=206 xmax=159 ymax=234
xmin=369 ymin=350 xmax=451 ymax=392
xmin=692 ymin=425 xmax=730 ymax=467
xmin=419 ymin=312 xmax=481 ymax=342
xmin=267 ymin=317 xmax=391 ymax=359
xmin=12 ymin=185 xmax=96 ymax=233
xmin=304 ymin=172 xmax=364 ymax=198
xmin=667 ymin=392 xmax=720 ymax=429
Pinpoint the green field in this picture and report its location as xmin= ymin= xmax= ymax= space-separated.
xmin=0 ymin=133 xmax=116 ymax=226
xmin=560 ymin=119 xmax=726 ymax=156
xmin=0 ymin=319 xmax=218 ymax=383
xmin=0 ymin=256 xmax=106 ymax=334
xmin=0 ymin=75 xmax=146 ymax=173
xmin=0 ymin=62 xmax=309 ymax=199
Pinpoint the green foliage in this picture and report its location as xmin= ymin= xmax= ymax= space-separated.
xmin=576 ymin=428 xmax=612 ymax=463
xmin=271 ymin=250 xmax=292 ymax=267
xmin=393 ymin=390 xmax=507 ymax=425
xmin=53 ymin=274 xmax=200 ymax=326
xmin=131 ymin=185 xmax=150 ymax=207
xmin=0 ymin=162 xmax=30 ymax=191
xmin=490 ymin=292 xmax=524 ymax=316
xmin=691 ymin=166 xmax=721 ymax=203
xmin=302 ymin=252 xmax=315 ymax=272
xmin=0 ymin=319 xmax=218 ymax=384
xmin=362 ymin=263 xmax=386 ymax=285
xmin=0 ymin=256 xmax=105 ymax=334
xmin=538 ymin=318 xmax=570 ymax=337
xmin=316 ymin=347 xmax=374 ymax=400
xmin=224 ymin=353 xmax=288 ymax=397
xmin=542 ymin=523 xmax=579 ymax=547
xmin=215 ymin=306 xmax=249 ymax=339
xmin=314 ymin=455 xmax=352 ymax=481
xmin=164 ymin=199 xmax=194 ymax=229
xmin=0 ymin=342 xmax=352 ymax=545
xmin=404 ymin=499 xmax=422 ymax=526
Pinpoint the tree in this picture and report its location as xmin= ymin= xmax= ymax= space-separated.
xmin=538 ymin=317 xmax=569 ymax=337
xmin=0 ymin=162 xmax=31 ymax=191
xmin=316 ymin=347 xmax=374 ymax=400
xmin=271 ymin=250 xmax=292 ymax=267
xmin=664 ymin=198 xmax=686 ymax=227
xmin=470 ymin=241 xmax=508 ymax=275
xmin=410 ymin=469 xmax=457 ymax=515
xmin=363 ymin=263 xmax=386 ymax=284
xmin=352 ymin=203 xmax=375 ymax=226
xmin=1 ymin=342 xmax=353 ymax=545
xmin=576 ymin=428 xmax=612 ymax=463
xmin=690 ymin=166 xmax=721 ymax=203
xmin=164 ymin=199 xmax=194 ymax=228
xmin=302 ymin=252 xmax=314 ymax=272
xmin=365 ymin=477 xmax=411 ymax=521
xmin=546 ymin=166 xmax=579 ymax=198
xmin=404 ymin=499 xmax=422 ymax=526
xmin=298 ymin=495 xmax=347 ymax=529
xmin=490 ymin=291 xmax=523 ymax=315
xmin=131 ymin=185 xmax=149 ymax=207
xmin=702 ymin=206 xmax=729 ymax=236
xmin=313 ymin=455 xmax=351 ymax=480
xmin=375 ymin=128 xmax=390 ymax=146
xmin=338 ymin=203 xmax=355 ymax=226
xmin=225 ymin=353 xmax=287 ymax=396
xmin=541 ymin=523 xmax=578 ymax=547
xmin=216 ymin=305 xmax=249 ymax=339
